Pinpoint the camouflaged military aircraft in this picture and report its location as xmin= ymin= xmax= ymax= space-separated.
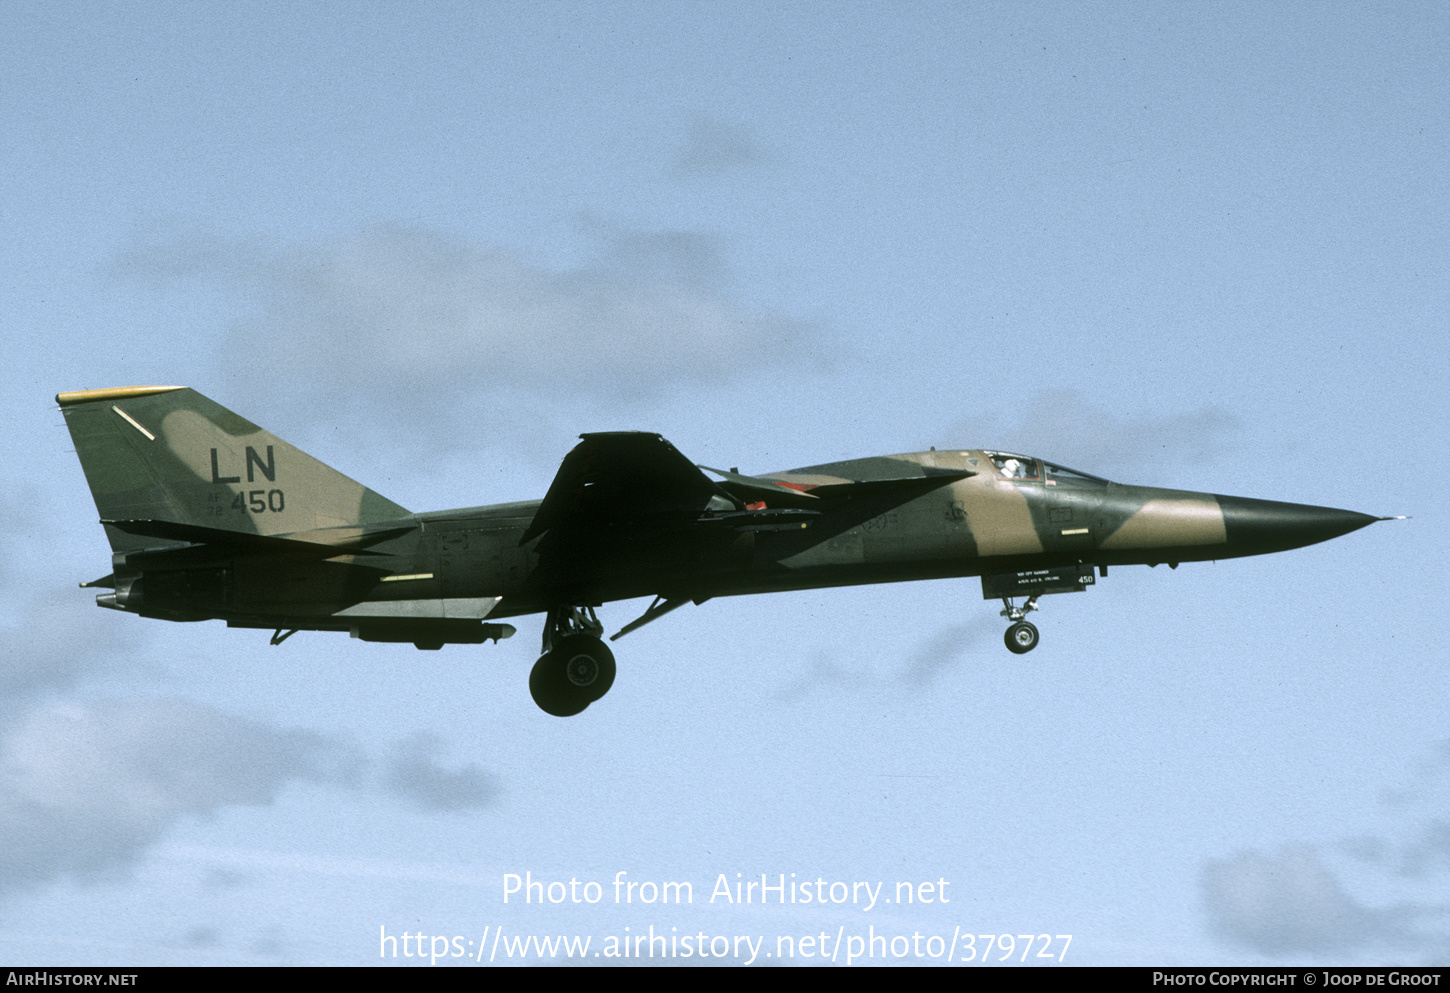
xmin=59 ymin=386 xmax=1391 ymax=716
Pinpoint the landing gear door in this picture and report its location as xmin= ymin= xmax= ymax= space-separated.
xmin=981 ymin=564 xmax=1095 ymax=599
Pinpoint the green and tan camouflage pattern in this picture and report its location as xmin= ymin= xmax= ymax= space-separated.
xmin=59 ymin=387 xmax=408 ymax=550
xmin=57 ymin=388 xmax=1379 ymax=646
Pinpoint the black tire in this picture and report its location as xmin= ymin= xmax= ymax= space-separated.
xmin=554 ymin=634 xmax=616 ymax=702
xmin=1004 ymin=621 xmax=1039 ymax=654
xmin=530 ymin=651 xmax=590 ymax=717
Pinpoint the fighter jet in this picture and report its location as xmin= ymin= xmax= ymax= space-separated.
xmin=58 ymin=386 xmax=1391 ymax=716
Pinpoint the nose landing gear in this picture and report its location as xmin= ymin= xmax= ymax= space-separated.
xmin=530 ymin=606 xmax=617 ymax=716
xmin=1000 ymin=596 xmax=1040 ymax=654
xmin=983 ymin=564 xmax=1095 ymax=656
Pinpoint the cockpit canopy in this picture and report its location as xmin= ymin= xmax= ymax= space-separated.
xmin=983 ymin=452 xmax=1108 ymax=485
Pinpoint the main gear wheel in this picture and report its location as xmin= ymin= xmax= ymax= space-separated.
xmin=528 ymin=634 xmax=616 ymax=716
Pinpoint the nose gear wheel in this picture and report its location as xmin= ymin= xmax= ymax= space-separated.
xmin=1000 ymin=596 xmax=1041 ymax=654
xmin=1005 ymin=621 xmax=1039 ymax=654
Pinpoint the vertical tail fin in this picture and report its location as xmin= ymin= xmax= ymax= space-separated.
xmin=57 ymin=386 xmax=410 ymax=551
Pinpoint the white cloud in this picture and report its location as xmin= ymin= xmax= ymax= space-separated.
xmin=1201 ymin=847 xmax=1390 ymax=956
xmin=0 ymin=491 xmax=502 ymax=897
xmin=380 ymin=733 xmax=497 ymax=813
xmin=1397 ymin=819 xmax=1450 ymax=878
xmin=775 ymin=652 xmax=868 ymax=703
xmin=0 ymin=589 xmax=139 ymax=701
xmin=901 ymin=618 xmax=994 ymax=688
xmin=951 ymin=389 xmax=1240 ymax=479
xmin=1202 ymin=748 xmax=1450 ymax=961
xmin=115 ymin=223 xmax=818 ymax=437
xmin=0 ymin=699 xmax=332 ymax=891
xmin=775 ymin=617 xmax=997 ymax=700
xmin=0 ymin=695 xmax=506 ymax=895
xmin=670 ymin=117 xmax=764 ymax=178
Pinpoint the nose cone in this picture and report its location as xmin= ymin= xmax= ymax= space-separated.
xmin=1216 ymin=495 xmax=1381 ymax=556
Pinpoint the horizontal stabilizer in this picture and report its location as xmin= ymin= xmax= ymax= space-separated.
xmin=332 ymin=595 xmax=502 ymax=620
xmin=103 ymin=518 xmax=412 ymax=556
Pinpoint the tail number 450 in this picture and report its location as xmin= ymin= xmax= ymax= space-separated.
xmin=233 ymin=489 xmax=285 ymax=513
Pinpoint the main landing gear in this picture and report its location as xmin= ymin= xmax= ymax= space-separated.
xmin=530 ymin=606 xmax=616 ymax=717
xmin=1000 ymin=596 xmax=1040 ymax=655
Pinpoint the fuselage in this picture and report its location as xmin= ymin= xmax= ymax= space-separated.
xmin=122 ymin=448 xmax=1374 ymax=634
xmin=58 ymin=385 xmax=1386 ymax=704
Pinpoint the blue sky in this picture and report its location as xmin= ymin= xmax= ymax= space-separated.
xmin=1 ymin=1 xmax=1446 ymax=965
